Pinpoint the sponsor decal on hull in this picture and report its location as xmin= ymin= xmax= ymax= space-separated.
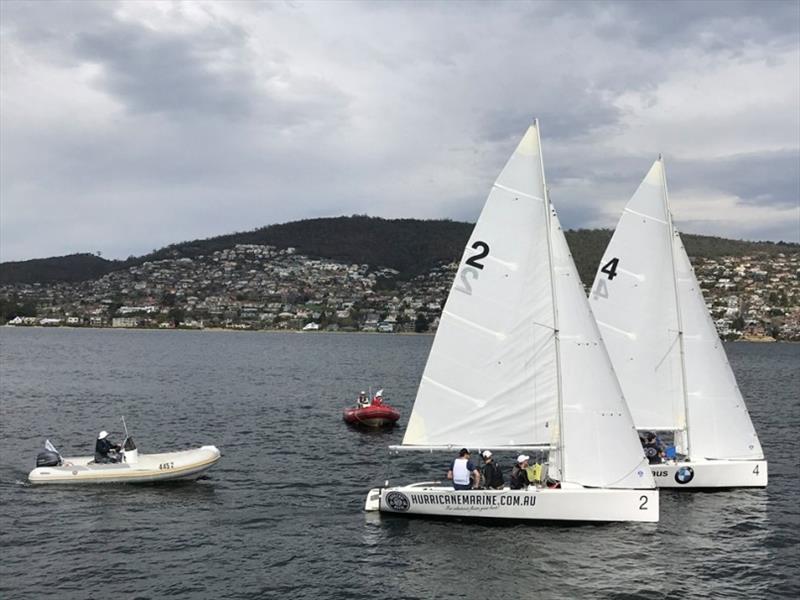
xmin=384 ymin=490 xmax=538 ymax=514
xmin=675 ymin=466 xmax=695 ymax=484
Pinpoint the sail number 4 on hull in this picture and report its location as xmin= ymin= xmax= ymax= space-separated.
xmin=650 ymin=459 xmax=767 ymax=488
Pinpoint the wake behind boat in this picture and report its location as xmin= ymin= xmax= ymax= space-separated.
xmin=28 ymin=435 xmax=221 ymax=485
xmin=365 ymin=122 xmax=658 ymax=522
xmin=589 ymin=157 xmax=767 ymax=489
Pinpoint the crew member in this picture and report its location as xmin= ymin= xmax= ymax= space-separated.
xmin=357 ymin=391 xmax=370 ymax=408
xmin=480 ymin=450 xmax=504 ymax=490
xmin=509 ymin=454 xmax=531 ymax=490
xmin=447 ymin=448 xmax=480 ymax=490
xmin=642 ymin=432 xmax=665 ymax=464
xmin=95 ymin=430 xmax=122 ymax=464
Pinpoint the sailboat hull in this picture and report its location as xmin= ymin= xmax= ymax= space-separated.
xmin=650 ymin=459 xmax=767 ymax=488
xmin=365 ymin=484 xmax=658 ymax=522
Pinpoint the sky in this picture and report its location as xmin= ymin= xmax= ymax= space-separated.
xmin=1 ymin=0 xmax=799 ymax=262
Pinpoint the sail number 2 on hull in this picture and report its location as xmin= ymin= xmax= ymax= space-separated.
xmin=455 ymin=241 xmax=491 ymax=296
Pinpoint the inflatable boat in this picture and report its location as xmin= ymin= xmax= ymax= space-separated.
xmin=343 ymin=389 xmax=400 ymax=427
xmin=28 ymin=437 xmax=221 ymax=485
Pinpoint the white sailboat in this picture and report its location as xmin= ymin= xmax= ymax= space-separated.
xmin=364 ymin=122 xmax=658 ymax=522
xmin=589 ymin=157 xmax=767 ymax=488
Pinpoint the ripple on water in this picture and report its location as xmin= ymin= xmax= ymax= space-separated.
xmin=0 ymin=330 xmax=798 ymax=599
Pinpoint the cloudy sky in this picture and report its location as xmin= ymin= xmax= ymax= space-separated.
xmin=1 ymin=0 xmax=798 ymax=262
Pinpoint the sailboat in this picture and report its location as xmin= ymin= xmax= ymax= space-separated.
xmin=589 ymin=157 xmax=767 ymax=488
xmin=364 ymin=122 xmax=658 ymax=522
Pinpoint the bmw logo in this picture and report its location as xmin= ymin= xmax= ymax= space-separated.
xmin=385 ymin=491 xmax=411 ymax=512
xmin=675 ymin=466 xmax=694 ymax=484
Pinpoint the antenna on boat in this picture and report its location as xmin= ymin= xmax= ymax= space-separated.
xmin=121 ymin=416 xmax=129 ymax=439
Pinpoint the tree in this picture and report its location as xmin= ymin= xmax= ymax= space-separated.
xmin=167 ymin=307 xmax=185 ymax=326
xmin=414 ymin=313 xmax=429 ymax=333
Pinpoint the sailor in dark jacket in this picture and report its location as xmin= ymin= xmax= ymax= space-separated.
xmin=95 ymin=430 xmax=122 ymax=463
xmin=509 ymin=454 xmax=531 ymax=490
xmin=480 ymin=450 xmax=505 ymax=489
xmin=642 ymin=432 xmax=665 ymax=464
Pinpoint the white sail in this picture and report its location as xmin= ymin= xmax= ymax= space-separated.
xmin=403 ymin=124 xmax=558 ymax=449
xmin=402 ymin=122 xmax=653 ymax=490
xmin=672 ymin=233 xmax=765 ymax=459
xmin=590 ymin=158 xmax=764 ymax=461
xmin=589 ymin=160 xmax=685 ymax=431
xmin=549 ymin=207 xmax=653 ymax=488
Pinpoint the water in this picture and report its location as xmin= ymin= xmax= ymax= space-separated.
xmin=0 ymin=328 xmax=797 ymax=599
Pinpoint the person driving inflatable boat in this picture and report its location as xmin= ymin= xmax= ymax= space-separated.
xmin=95 ymin=430 xmax=122 ymax=463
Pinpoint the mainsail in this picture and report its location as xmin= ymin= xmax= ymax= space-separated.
xmin=402 ymin=124 xmax=558 ymax=449
xmin=590 ymin=158 xmax=764 ymax=460
xmin=403 ymin=122 xmax=652 ymax=489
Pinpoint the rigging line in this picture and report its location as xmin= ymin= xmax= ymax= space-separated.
xmin=661 ymin=160 xmax=692 ymax=459
xmin=653 ymin=333 xmax=681 ymax=372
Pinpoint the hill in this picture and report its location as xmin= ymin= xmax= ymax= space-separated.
xmin=1 ymin=216 xmax=797 ymax=286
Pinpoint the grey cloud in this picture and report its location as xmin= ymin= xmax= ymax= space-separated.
xmin=73 ymin=20 xmax=258 ymax=119
xmin=550 ymin=0 xmax=800 ymax=53
xmin=669 ymin=150 xmax=800 ymax=209
xmin=1 ymin=0 xmax=798 ymax=261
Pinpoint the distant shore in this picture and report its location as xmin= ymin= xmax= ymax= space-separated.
xmin=3 ymin=324 xmax=794 ymax=342
xmin=0 ymin=324 xmax=435 ymax=336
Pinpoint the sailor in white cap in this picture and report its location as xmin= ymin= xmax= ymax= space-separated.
xmin=480 ymin=450 xmax=505 ymax=490
xmin=94 ymin=430 xmax=122 ymax=463
xmin=509 ymin=454 xmax=531 ymax=490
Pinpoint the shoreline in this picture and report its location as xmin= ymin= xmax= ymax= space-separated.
xmin=0 ymin=324 xmax=436 ymax=336
xmin=2 ymin=324 xmax=795 ymax=342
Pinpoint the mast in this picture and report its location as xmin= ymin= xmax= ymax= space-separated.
xmin=660 ymin=155 xmax=692 ymax=458
xmin=535 ymin=120 xmax=566 ymax=480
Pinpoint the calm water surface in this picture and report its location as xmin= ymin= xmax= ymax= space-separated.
xmin=0 ymin=328 xmax=798 ymax=599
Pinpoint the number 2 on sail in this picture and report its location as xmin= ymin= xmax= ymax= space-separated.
xmin=455 ymin=241 xmax=490 ymax=295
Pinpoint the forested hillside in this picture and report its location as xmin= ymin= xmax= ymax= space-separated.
xmin=2 ymin=216 xmax=796 ymax=286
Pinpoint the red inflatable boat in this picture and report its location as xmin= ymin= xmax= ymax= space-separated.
xmin=343 ymin=390 xmax=400 ymax=427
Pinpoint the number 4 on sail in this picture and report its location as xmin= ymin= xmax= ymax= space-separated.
xmin=364 ymin=121 xmax=658 ymax=522
xmin=589 ymin=157 xmax=767 ymax=489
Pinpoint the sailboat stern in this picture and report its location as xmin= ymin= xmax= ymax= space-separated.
xmin=368 ymin=484 xmax=658 ymax=523
xmin=650 ymin=458 xmax=767 ymax=488
xmin=365 ymin=487 xmax=382 ymax=512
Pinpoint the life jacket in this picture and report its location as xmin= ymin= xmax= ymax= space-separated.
xmin=452 ymin=458 xmax=471 ymax=485
xmin=525 ymin=463 xmax=543 ymax=484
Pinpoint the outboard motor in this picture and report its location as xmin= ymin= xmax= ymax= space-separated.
xmin=121 ymin=436 xmax=138 ymax=464
xmin=36 ymin=450 xmax=62 ymax=467
xmin=36 ymin=440 xmax=62 ymax=467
